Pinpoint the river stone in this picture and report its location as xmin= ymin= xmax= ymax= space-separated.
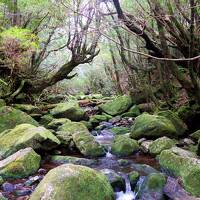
xmin=99 ymin=95 xmax=133 ymax=116
xmin=136 ymin=173 xmax=166 ymax=200
xmin=101 ymin=169 xmax=125 ymax=192
xmin=149 ymin=137 xmax=176 ymax=155
xmin=0 ymin=106 xmax=39 ymax=133
xmin=59 ymin=122 xmax=105 ymax=157
xmin=50 ymin=101 xmax=88 ymax=121
xmin=159 ymin=147 xmax=200 ymax=196
xmin=29 ymin=164 xmax=114 ymax=200
xmin=49 ymin=155 xmax=97 ymax=167
xmin=157 ymin=110 xmax=188 ymax=135
xmin=131 ymin=164 xmax=159 ymax=175
xmin=110 ymin=127 xmax=130 ymax=135
xmin=130 ymin=113 xmax=177 ymax=139
xmin=0 ymin=124 xmax=60 ymax=159
xmin=128 ymin=171 xmax=140 ymax=190
xmin=0 ymin=148 xmax=40 ymax=179
xmin=140 ymin=140 xmax=153 ymax=153
xmin=111 ymin=135 xmax=139 ymax=156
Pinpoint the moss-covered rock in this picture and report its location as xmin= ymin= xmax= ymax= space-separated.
xmin=130 ymin=113 xmax=177 ymax=139
xmin=0 ymin=148 xmax=40 ymax=179
xmin=0 ymin=99 xmax=6 ymax=108
xmin=13 ymin=104 xmax=41 ymax=114
xmin=0 ymin=124 xmax=60 ymax=159
xmin=128 ymin=171 xmax=140 ymax=190
xmin=30 ymin=164 xmax=114 ymax=200
xmin=80 ymin=121 xmax=93 ymax=130
xmin=59 ymin=122 xmax=105 ymax=157
xmin=190 ymin=130 xmax=200 ymax=141
xmin=39 ymin=114 xmax=54 ymax=127
xmin=0 ymin=106 xmax=39 ymax=133
xmin=149 ymin=137 xmax=176 ymax=155
xmin=110 ymin=127 xmax=130 ymax=135
xmin=157 ymin=110 xmax=188 ymax=136
xmin=50 ymin=101 xmax=88 ymax=121
xmin=101 ymin=169 xmax=125 ymax=192
xmin=49 ymin=155 xmax=97 ymax=167
xmin=136 ymin=173 xmax=166 ymax=200
xmin=89 ymin=115 xmax=108 ymax=127
xmin=159 ymin=147 xmax=200 ymax=197
xmin=111 ymin=135 xmax=139 ymax=156
xmin=121 ymin=105 xmax=140 ymax=118
xmin=47 ymin=118 xmax=71 ymax=130
xmin=99 ymin=95 xmax=133 ymax=116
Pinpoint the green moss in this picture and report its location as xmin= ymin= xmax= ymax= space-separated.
xmin=111 ymin=135 xmax=139 ymax=156
xmin=149 ymin=137 xmax=176 ymax=155
xmin=0 ymin=106 xmax=39 ymax=133
xmin=0 ymin=148 xmax=41 ymax=179
xmin=89 ymin=115 xmax=108 ymax=127
xmin=39 ymin=114 xmax=54 ymax=127
xmin=190 ymin=130 xmax=200 ymax=141
xmin=47 ymin=118 xmax=71 ymax=130
xmin=99 ymin=95 xmax=133 ymax=116
xmin=159 ymin=148 xmax=200 ymax=196
xmin=30 ymin=164 xmax=114 ymax=200
xmin=130 ymin=113 xmax=177 ymax=139
xmin=128 ymin=171 xmax=139 ymax=190
xmin=0 ymin=124 xmax=60 ymax=159
xmin=13 ymin=104 xmax=41 ymax=114
xmin=0 ymin=99 xmax=6 ymax=108
xmin=110 ymin=127 xmax=130 ymax=135
xmin=121 ymin=105 xmax=140 ymax=118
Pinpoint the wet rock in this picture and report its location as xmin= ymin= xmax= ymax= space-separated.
xmin=111 ymin=135 xmax=139 ymax=156
xmin=117 ymin=159 xmax=130 ymax=166
xmin=110 ymin=127 xmax=130 ymax=135
xmin=159 ymin=147 xmax=200 ymax=196
xmin=99 ymin=95 xmax=133 ymax=116
xmin=38 ymin=168 xmax=46 ymax=175
xmin=2 ymin=182 xmax=14 ymax=193
xmin=109 ymin=116 xmax=121 ymax=124
xmin=136 ymin=173 xmax=166 ymax=200
xmin=30 ymin=164 xmax=114 ymax=200
xmin=138 ymin=138 xmax=146 ymax=145
xmin=140 ymin=140 xmax=153 ymax=153
xmin=0 ymin=106 xmax=39 ymax=133
xmin=14 ymin=183 xmax=24 ymax=190
xmin=182 ymin=138 xmax=195 ymax=146
xmin=131 ymin=164 xmax=158 ymax=175
xmin=0 ymin=192 xmax=7 ymax=200
xmin=15 ymin=189 xmax=32 ymax=196
xmin=128 ymin=171 xmax=140 ymax=190
xmin=149 ymin=137 xmax=176 ymax=155
xmin=89 ymin=115 xmax=109 ymax=127
xmin=101 ymin=169 xmax=125 ymax=192
xmin=130 ymin=113 xmax=179 ymax=139
xmin=0 ymin=148 xmax=41 ymax=179
xmin=25 ymin=176 xmax=43 ymax=186
xmin=0 ymin=124 xmax=60 ymax=159
xmin=49 ymin=155 xmax=97 ymax=166
xmin=50 ymin=101 xmax=88 ymax=121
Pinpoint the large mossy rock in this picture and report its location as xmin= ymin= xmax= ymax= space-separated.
xmin=13 ymin=104 xmax=41 ymax=114
xmin=59 ymin=122 xmax=105 ymax=157
xmin=159 ymin=147 xmax=200 ymax=197
xmin=121 ymin=105 xmax=141 ymax=118
xmin=0 ymin=106 xmax=39 ymax=133
xmin=89 ymin=115 xmax=108 ymax=127
xmin=111 ymin=135 xmax=139 ymax=156
xmin=50 ymin=101 xmax=88 ymax=121
xmin=110 ymin=127 xmax=130 ymax=135
xmin=130 ymin=113 xmax=177 ymax=139
xmin=157 ymin=110 xmax=188 ymax=135
xmin=0 ymin=124 xmax=60 ymax=159
xmin=136 ymin=173 xmax=166 ymax=200
xmin=30 ymin=164 xmax=114 ymax=200
xmin=0 ymin=148 xmax=40 ymax=179
xmin=99 ymin=95 xmax=133 ymax=116
xmin=149 ymin=137 xmax=176 ymax=155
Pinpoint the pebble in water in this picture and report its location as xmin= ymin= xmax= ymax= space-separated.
xmin=2 ymin=182 xmax=14 ymax=193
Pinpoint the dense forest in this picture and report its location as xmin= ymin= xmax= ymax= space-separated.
xmin=0 ymin=0 xmax=200 ymax=200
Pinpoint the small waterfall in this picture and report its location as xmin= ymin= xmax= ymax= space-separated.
xmin=106 ymin=146 xmax=113 ymax=158
xmin=116 ymin=175 xmax=136 ymax=200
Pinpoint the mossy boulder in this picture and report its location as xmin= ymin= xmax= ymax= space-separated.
xmin=0 ymin=106 xmax=39 ymax=133
xmin=80 ymin=121 xmax=93 ymax=130
xmin=190 ymin=130 xmax=200 ymax=141
xmin=0 ymin=99 xmax=6 ymax=108
xmin=99 ymin=95 xmax=133 ymax=116
xmin=136 ymin=173 xmax=166 ymax=200
xmin=50 ymin=101 xmax=88 ymax=121
xmin=149 ymin=137 xmax=176 ymax=155
xmin=30 ymin=164 xmax=114 ymax=200
xmin=101 ymin=169 xmax=125 ymax=192
xmin=130 ymin=113 xmax=177 ymax=139
xmin=89 ymin=115 xmax=108 ymax=127
xmin=47 ymin=118 xmax=71 ymax=130
xmin=39 ymin=114 xmax=54 ymax=127
xmin=59 ymin=122 xmax=105 ymax=157
xmin=121 ymin=105 xmax=140 ymax=118
xmin=157 ymin=110 xmax=188 ymax=136
xmin=13 ymin=104 xmax=41 ymax=114
xmin=0 ymin=124 xmax=60 ymax=159
xmin=128 ymin=171 xmax=140 ymax=190
xmin=0 ymin=148 xmax=40 ymax=179
xmin=111 ymin=135 xmax=139 ymax=156
xmin=110 ymin=127 xmax=130 ymax=135
xmin=49 ymin=155 xmax=97 ymax=167
xmin=159 ymin=147 xmax=200 ymax=197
